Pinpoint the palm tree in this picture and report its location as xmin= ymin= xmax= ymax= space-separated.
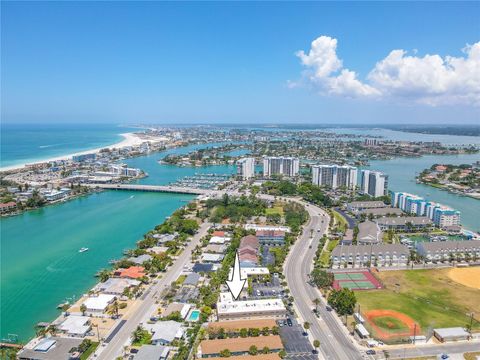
xmin=47 ymin=324 xmax=57 ymax=336
xmin=313 ymin=339 xmax=320 ymax=353
xmin=313 ymin=298 xmax=321 ymax=313
xmin=108 ymin=300 xmax=119 ymax=318
xmin=97 ymin=269 xmax=111 ymax=282
xmin=304 ymin=322 xmax=310 ymax=330
xmin=80 ymin=303 xmax=87 ymax=316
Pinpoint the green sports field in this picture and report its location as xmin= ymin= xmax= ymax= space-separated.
xmin=355 ymin=269 xmax=480 ymax=333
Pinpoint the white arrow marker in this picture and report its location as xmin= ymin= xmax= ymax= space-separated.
xmin=226 ymin=250 xmax=247 ymax=300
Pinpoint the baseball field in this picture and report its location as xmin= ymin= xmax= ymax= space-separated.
xmin=355 ymin=268 xmax=480 ymax=341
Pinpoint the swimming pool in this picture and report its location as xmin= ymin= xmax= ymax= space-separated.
xmin=187 ymin=309 xmax=200 ymax=322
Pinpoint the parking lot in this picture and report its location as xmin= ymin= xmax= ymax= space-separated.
xmin=251 ymin=274 xmax=285 ymax=298
xmin=278 ymin=318 xmax=315 ymax=357
xmin=261 ymin=246 xmax=275 ymax=266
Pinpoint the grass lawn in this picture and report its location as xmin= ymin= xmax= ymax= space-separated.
xmin=356 ymin=268 xmax=480 ymax=333
xmin=80 ymin=342 xmax=99 ymax=360
xmin=319 ymin=251 xmax=331 ymax=268
xmin=176 ymin=274 xmax=187 ymax=285
xmin=332 ymin=210 xmax=348 ymax=230
xmin=266 ymin=204 xmax=284 ymax=216
xmin=372 ymin=316 xmax=410 ymax=333
xmin=327 ymin=239 xmax=339 ymax=252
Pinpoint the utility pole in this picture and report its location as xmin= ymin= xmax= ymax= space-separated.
xmin=469 ymin=312 xmax=474 ymax=336
xmin=413 ymin=324 xmax=417 ymax=345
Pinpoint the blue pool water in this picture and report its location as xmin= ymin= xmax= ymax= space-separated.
xmin=187 ymin=310 xmax=200 ymax=322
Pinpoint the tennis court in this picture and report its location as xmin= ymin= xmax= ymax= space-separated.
xmin=332 ymin=271 xmax=382 ymax=290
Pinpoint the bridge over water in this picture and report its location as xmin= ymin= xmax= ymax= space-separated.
xmin=87 ymin=183 xmax=210 ymax=195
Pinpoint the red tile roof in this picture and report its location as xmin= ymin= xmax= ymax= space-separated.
xmin=0 ymin=202 xmax=16 ymax=208
xmin=240 ymin=235 xmax=259 ymax=249
xmin=114 ymin=266 xmax=146 ymax=279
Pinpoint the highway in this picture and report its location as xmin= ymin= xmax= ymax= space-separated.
xmin=87 ymin=183 xmax=209 ymax=195
xmin=284 ymin=200 xmax=364 ymax=360
xmin=95 ymin=222 xmax=211 ymax=360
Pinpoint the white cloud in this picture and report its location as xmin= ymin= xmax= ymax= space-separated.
xmin=294 ymin=36 xmax=480 ymax=106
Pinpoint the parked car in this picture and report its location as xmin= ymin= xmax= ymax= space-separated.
xmin=366 ymin=350 xmax=376 ymax=355
xmin=286 ymin=318 xmax=293 ymax=327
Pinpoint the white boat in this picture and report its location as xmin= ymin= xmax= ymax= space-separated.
xmin=79 ymin=247 xmax=89 ymax=253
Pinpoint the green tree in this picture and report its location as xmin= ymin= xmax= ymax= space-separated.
xmin=219 ymin=349 xmax=231 ymax=357
xmin=313 ymin=339 xmax=320 ymax=352
xmin=311 ymin=269 xmax=334 ymax=289
xmin=80 ymin=303 xmax=87 ymax=316
xmin=327 ymin=288 xmax=356 ymax=316
xmin=249 ymin=345 xmax=258 ymax=355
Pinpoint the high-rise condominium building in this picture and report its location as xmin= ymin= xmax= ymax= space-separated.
xmin=312 ymin=165 xmax=358 ymax=190
xmin=262 ymin=157 xmax=299 ymax=178
xmin=360 ymin=170 xmax=389 ymax=197
xmin=236 ymin=158 xmax=255 ymax=180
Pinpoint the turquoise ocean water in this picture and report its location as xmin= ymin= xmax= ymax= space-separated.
xmin=0 ymin=123 xmax=139 ymax=169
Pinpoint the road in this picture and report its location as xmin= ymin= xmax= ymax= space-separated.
xmin=283 ymin=200 xmax=364 ymax=360
xmin=388 ymin=341 xmax=480 ymax=359
xmin=95 ymin=222 xmax=211 ymax=360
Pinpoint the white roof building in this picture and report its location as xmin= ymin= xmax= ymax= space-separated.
xmin=201 ymin=253 xmax=224 ymax=263
xmin=83 ymin=294 xmax=116 ymax=313
xmin=94 ymin=278 xmax=140 ymax=295
xmin=244 ymin=224 xmax=291 ymax=232
xmin=144 ymin=321 xmax=185 ymax=345
xmin=228 ymin=267 xmax=270 ymax=278
xmin=217 ymin=292 xmax=286 ymax=320
xmin=209 ymin=236 xmax=230 ymax=244
xmin=58 ymin=315 xmax=91 ymax=337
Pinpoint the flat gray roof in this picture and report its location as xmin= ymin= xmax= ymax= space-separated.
xmin=18 ymin=337 xmax=83 ymax=360
xmin=359 ymin=208 xmax=404 ymax=216
xmin=349 ymin=201 xmax=387 ymax=209
xmin=418 ymin=240 xmax=479 ymax=252
xmin=434 ymin=327 xmax=469 ymax=338
xmin=135 ymin=345 xmax=170 ymax=360
xmin=376 ymin=216 xmax=432 ymax=226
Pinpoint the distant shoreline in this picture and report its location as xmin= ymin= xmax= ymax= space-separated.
xmin=0 ymin=132 xmax=145 ymax=172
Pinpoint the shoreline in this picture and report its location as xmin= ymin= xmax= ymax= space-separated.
xmin=0 ymin=132 xmax=146 ymax=172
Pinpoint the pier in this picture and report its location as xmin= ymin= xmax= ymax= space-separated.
xmin=88 ymin=183 xmax=210 ymax=195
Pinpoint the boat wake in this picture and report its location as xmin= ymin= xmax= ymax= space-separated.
xmin=39 ymin=143 xmax=62 ymax=149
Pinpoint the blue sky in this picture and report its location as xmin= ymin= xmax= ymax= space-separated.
xmin=2 ymin=1 xmax=479 ymax=124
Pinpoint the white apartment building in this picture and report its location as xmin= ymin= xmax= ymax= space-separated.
xmin=262 ymin=157 xmax=299 ymax=177
xmin=216 ymin=292 xmax=287 ymax=321
xmin=360 ymin=170 xmax=388 ymax=197
xmin=312 ymin=165 xmax=357 ymax=190
xmin=236 ymin=157 xmax=255 ymax=180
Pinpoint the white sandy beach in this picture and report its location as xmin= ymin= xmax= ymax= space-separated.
xmin=0 ymin=132 xmax=147 ymax=172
